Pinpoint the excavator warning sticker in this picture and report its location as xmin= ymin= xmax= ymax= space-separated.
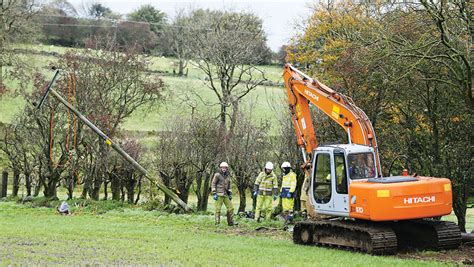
xmin=331 ymin=106 xmax=340 ymax=119
xmin=301 ymin=118 xmax=307 ymax=130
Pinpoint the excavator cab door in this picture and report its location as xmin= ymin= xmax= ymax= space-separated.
xmin=311 ymin=148 xmax=350 ymax=217
xmin=311 ymin=151 xmax=334 ymax=212
xmin=332 ymin=151 xmax=349 ymax=215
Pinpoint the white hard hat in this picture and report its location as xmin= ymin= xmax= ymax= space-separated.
xmin=265 ymin=162 xmax=274 ymax=170
xmin=219 ymin=162 xmax=229 ymax=168
xmin=281 ymin=162 xmax=291 ymax=168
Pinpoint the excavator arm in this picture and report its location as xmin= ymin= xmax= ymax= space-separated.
xmin=283 ymin=64 xmax=382 ymax=177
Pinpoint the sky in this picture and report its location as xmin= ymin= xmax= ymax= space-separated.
xmin=68 ymin=0 xmax=314 ymax=51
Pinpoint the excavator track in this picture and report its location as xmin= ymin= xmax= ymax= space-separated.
xmin=390 ymin=220 xmax=461 ymax=250
xmin=293 ymin=219 xmax=398 ymax=255
xmin=293 ymin=219 xmax=461 ymax=254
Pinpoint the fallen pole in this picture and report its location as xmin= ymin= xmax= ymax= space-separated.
xmin=35 ymin=70 xmax=192 ymax=212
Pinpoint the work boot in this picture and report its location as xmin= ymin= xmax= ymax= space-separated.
xmin=226 ymin=211 xmax=238 ymax=226
xmin=287 ymin=212 xmax=294 ymax=224
xmin=282 ymin=211 xmax=289 ymax=223
xmin=215 ymin=213 xmax=220 ymax=225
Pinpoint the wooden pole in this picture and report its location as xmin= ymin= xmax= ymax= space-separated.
xmin=36 ymin=70 xmax=192 ymax=212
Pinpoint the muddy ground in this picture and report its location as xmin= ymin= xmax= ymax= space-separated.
xmin=398 ymin=245 xmax=473 ymax=265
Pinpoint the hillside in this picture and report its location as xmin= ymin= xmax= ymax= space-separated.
xmin=0 ymin=44 xmax=286 ymax=133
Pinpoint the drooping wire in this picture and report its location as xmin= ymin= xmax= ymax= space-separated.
xmin=48 ymin=73 xmax=78 ymax=172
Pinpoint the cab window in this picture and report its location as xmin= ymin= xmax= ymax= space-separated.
xmin=347 ymin=153 xmax=376 ymax=180
xmin=313 ymin=153 xmax=331 ymax=204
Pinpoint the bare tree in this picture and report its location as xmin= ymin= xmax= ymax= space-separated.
xmin=110 ymin=137 xmax=144 ymax=204
xmin=0 ymin=124 xmax=23 ymax=197
xmin=188 ymin=114 xmax=221 ymax=211
xmin=161 ymin=9 xmax=193 ymax=76
xmin=0 ymin=114 xmax=39 ymax=197
xmin=188 ymin=10 xmax=268 ymax=132
xmin=227 ymin=112 xmax=272 ymax=212
xmin=155 ymin=119 xmax=193 ymax=204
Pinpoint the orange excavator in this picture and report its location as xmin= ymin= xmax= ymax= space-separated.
xmin=283 ymin=64 xmax=461 ymax=254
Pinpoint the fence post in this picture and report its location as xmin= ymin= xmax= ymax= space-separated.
xmin=1 ymin=171 xmax=8 ymax=198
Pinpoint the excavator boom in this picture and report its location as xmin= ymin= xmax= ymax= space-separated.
xmin=283 ymin=64 xmax=381 ymax=176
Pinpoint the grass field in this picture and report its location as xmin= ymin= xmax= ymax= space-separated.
xmin=0 ymin=201 xmax=464 ymax=266
xmin=0 ymin=44 xmax=286 ymax=133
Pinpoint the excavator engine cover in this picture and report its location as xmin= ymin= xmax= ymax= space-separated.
xmin=349 ymin=176 xmax=452 ymax=221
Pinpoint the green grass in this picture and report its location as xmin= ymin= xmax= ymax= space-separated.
xmin=0 ymin=201 xmax=453 ymax=266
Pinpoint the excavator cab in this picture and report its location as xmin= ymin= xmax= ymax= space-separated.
xmin=311 ymin=144 xmax=377 ymax=217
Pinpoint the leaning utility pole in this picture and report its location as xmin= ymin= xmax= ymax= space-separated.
xmin=36 ymin=70 xmax=192 ymax=212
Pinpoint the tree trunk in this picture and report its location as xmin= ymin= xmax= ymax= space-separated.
xmin=120 ymin=185 xmax=125 ymax=202
xmin=1 ymin=171 xmax=7 ymax=198
xmin=103 ymin=180 xmax=108 ymax=200
xmin=178 ymin=59 xmax=185 ymax=76
xmin=453 ymin=182 xmax=468 ymax=232
xmin=195 ymin=171 xmax=203 ymax=210
xmin=160 ymin=172 xmax=171 ymax=205
xmin=66 ymin=173 xmax=74 ymax=200
xmin=81 ymin=176 xmax=91 ymax=199
xmin=126 ymin=175 xmax=136 ymax=204
xmin=33 ymin=175 xmax=41 ymax=197
xmin=177 ymin=183 xmax=189 ymax=203
xmin=134 ymin=176 xmax=142 ymax=205
xmin=196 ymin=171 xmax=211 ymax=211
xmin=220 ymin=104 xmax=227 ymax=129
xmin=238 ymin=185 xmax=246 ymax=212
xmin=229 ymin=101 xmax=239 ymax=136
xmin=12 ymin=170 xmax=20 ymax=197
xmin=456 ymin=211 xmax=466 ymax=233
xmin=180 ymin=189 xmax=189 ymax=204
xmin=175 ymin=169 xmax=190 ymax=204
xmin=126 ymin=185 xmax=134 ymax=204
xmin=91 ymin=176 xmax=102 ymax=201
xmin=201 ymin=173 xmax=211 ymax=211
xmin=25 ymin=172 xmax=32 ymax=197
xmin=43 ymin=177 xmax=58 ymax=199
xmin=111 ymin=173 xmax=121 ymax=201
